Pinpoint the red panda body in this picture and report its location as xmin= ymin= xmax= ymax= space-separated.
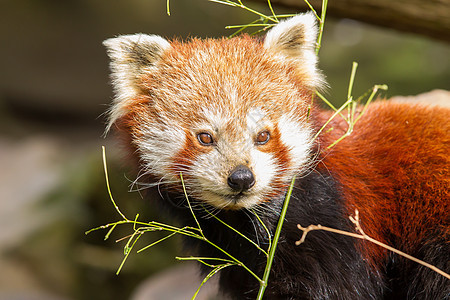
xmin=319 ymin=102 xmax=449 ymax=297
xmin=104 ymin=13 xmax=449 ymax=299
xmin=321 ymin=102 xmax=449 ymax=257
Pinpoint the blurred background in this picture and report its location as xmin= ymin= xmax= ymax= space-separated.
xmin=1 ymin=0 xmax=449 ymax=299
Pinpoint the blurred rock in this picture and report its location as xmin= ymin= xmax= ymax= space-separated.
xmin=0 ymin=136 xmax=63 ymax=249
xmin=131 ymin=262 xmax=227 ymax=300
xmin=0 ymin=256 xmax=67 ymax=300
xmin=0 ymin=136 xmax=69 ymax=299
xmin=390 ymin=89 xmax=450 ymax=107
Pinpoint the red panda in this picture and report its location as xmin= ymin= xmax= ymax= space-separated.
xmin=104 ymin=13 xmax=449 ymax=299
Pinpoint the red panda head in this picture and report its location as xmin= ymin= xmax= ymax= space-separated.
xmin=104 ymin=13 xmax=324 ymax=210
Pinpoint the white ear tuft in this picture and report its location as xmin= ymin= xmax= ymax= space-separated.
xmin=103 ymin=34 xmax=170 ymax=131
xmin=264 ymin=13 xmax=324 ymax=89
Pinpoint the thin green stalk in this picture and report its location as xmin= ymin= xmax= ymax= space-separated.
xmin=347 ymin=62 xmax=358 ymax=100
xmin=85 ymin=220 xmax=127 ymax=235
xmin=180 ymin=172 xmax=204 ymax=237
xmin=207 ymin=0 xmax=238 ymax=7
xmin=228 ymin=18 xmax=263 ymax=37
xmin=203 ymin=237 xmax=262 ymax=282
xmin=208 ymin=0 xmax=277 ymax=23
xmin=205 ymin=207 xmax=269 ymax=256
xmin=137 ymin=232 xmax=178 ymax=253
xmin=104 ymin=223 xmax=117 ymax=241
xmin=148 ymin=220 xmax=201 ymax=233
xmin=271 ymin=14 xmax=296 ymax=18
xmin=133 ymin=214 xmax=140 ymax=231
xmin=326 ymin=131 xmax=350 ymax=149
xmin=327 ymin=83 xmax=388 ymax=150
xmin=256 ymin=176 xmax=295 ymax=300
xmin=251 ymin=208 xmax=272 ymax=254
xmin=316 ymin=91 xmax=348 ymax=121
xmin=116 ymin=231 xmax=142 ymax=275
xmin=267 ymin=0 xmax=278 ymax=22
xmin=137 ymin=225 xmax=200 ymax=241
xmin=315 ymin=0 xmax=328 ymax=55
xmin=354 ymin=84 xmax=388 ymax=124
xmin=316 ymin=91 xmax=337 ymax=111
xmin=302 ymin=0 xmax=327 ymax=54
xmin=191 ymin=263 xmax=233 ymax=300
xmin=102 ymin=146 xmax=127 ymax=221
xmin=313 ymin=97 xmax=353 ymax=141
xmin=176 ymin=256 xmax=236 ymax=266
xmin=303 ymin=0 xmax=320 ymax=20
xmin=226 ymin=23 xmax=275 ymax=29
xmin=345 ymin=62 xmax=359 ymax=131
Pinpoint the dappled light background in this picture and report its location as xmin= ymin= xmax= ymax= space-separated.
xmin=1 ymin=0 xmax=449 ymax=299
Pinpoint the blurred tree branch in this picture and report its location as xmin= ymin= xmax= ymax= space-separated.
xmin=257 ymin=0 xmax=450 ymax=42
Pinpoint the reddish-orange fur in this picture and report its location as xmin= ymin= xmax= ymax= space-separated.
xmin=258 ymin=125 xmax=294 ymax=201
xmin=317 ymin=101 xmax=450 ymax=267
xmin=171 ymin=129 xmax=212 ymax=176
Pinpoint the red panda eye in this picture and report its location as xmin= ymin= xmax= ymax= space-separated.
xmin=197 ymin=132 xmax=214 ymax=146
xmin=256 ymin=130 xmax=270 ymax=145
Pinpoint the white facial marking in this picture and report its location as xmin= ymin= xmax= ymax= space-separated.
xmin=139 ymin=122 xmax=185 ymax=181
xmin=278 ymin=114 xmax=313 ymax=172
xmin=250 ymin=148 xmax=277 ymax=188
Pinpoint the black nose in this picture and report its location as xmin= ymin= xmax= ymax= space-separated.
xmin=227 ymin=165 xmax=255 ymax=192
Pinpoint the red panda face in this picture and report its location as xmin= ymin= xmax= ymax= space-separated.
xmin=166 ymin=106 xmax=314 ymax=210
xmin=104 ymin=13 xmax=323 ymax=210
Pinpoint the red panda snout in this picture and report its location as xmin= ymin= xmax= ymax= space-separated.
xmin=227 ymin=164 xmax=256 ymax=192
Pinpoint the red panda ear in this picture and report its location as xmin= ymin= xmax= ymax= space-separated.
xmin=103 ymin=34 xmax=171 ymax=132
xmin=264 ymin=13 xmax=325 ymax=90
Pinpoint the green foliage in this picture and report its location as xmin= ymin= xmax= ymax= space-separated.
xmin=87 ymin=147 xmax=295 ymax=299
